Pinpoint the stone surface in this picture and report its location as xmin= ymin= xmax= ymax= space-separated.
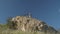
xmin=8 ymin=16 xmax=57 ymax=33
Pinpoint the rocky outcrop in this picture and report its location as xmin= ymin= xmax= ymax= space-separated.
xmin=7 ymin=15 xmax=57 ymax=34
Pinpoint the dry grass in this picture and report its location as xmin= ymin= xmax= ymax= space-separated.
xmin=0 ymin=29 xmax=59 ymax=34
xmin=0 ymin=30 xmax=40 ymax=34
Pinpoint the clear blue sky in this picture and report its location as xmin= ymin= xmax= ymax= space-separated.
xmin=0 ymin=0 xmax=60 ymax=29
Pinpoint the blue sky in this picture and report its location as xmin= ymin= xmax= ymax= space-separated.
xmin=0 ymin=0 xmax=60 ymax=29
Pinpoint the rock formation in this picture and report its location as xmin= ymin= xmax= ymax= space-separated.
xmin=7 ymin=14 xmax=57 ymax=34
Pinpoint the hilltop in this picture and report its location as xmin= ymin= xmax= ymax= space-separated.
xmin=0 ymin=14 xmax=59 ymax=34
xmin=6 ymin=14 xmax=58 ymax=34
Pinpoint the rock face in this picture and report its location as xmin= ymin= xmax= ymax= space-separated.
xmin=8 ymin=15 xmax=57 ymax=33
xmin=11 ymin=16 xmax=46 ymax=31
